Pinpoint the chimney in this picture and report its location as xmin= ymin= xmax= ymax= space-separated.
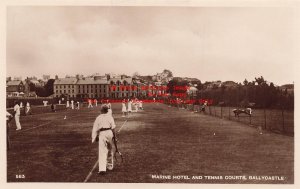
xmin=106 ymin=74 xmax=110 ymax=80
xmin=55 ymin=75 xmax=58 ymax=80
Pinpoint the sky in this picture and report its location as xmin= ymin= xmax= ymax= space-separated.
xmin=6 ymin=6 xmax=297 ymax=85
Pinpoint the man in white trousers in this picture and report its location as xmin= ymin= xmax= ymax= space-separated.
xmin=71 ymin=100 xmax=74 ymax=109
xmin=13 ymin=101 xmax=21 ymax=130
xmin=76 ymin=101 xmax=80 ymax=110
xmin=91 ymin=105 xmax=116 ymax=175
xmin=88 ymin=99 xmax=93 ymax=108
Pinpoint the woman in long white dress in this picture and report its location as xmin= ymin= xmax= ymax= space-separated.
xmin=121 ymin=99 xmax=127 ymax=117
xmin=134 ymin=98 xmax=139 ymax=112
xmin=139 ymin=100 xmax=143 ymax=110
xmin=127 ymin=99 xmax=132 ymax=116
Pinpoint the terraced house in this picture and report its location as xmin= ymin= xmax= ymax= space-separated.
xmin=53 ymin=74 xmax=166 ymax=99
xmin=53 ymin=77 xmax=78 ymax=98
xmin=109 ymin=77 xmax=139 ymax=99
xmin=76 ymin=77 xmax=109 ymax=99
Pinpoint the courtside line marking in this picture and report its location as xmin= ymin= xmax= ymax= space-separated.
xmin=117 ymin=120 xmax=128 ymax=133
xmin=84 ymin=119 xmax=127 ymax=182
xmin=19 ymin=121 xmax=52 ymax=133
xmin=84 ymin=160 xmax=99 ymax=183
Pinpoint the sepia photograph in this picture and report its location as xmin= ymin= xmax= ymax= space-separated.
xmin=3 ymin=0 xmax=298 ymax=186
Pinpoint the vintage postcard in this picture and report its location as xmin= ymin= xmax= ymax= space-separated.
xmin=1 ymin=0 xmax=299 ymax=188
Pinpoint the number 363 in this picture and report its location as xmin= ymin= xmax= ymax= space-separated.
xmin=16 ymin=174 xmax=25 ymax=179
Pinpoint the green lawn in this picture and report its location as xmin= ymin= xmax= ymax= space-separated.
xmin=7 ymin=103 xmax=294 ymax=183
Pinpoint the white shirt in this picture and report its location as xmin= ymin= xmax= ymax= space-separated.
xmin=14 ymin=104 xmax=20 ymax=116
xmin=92 ymin=114 xmax=116 ymax=142
xmin=122 ymin=103 xmax=127 ymax=111
xmin=43 ymin=101 xmax=48 ymax=106
xmin=128 ymin=101 xmax=132 ymax=111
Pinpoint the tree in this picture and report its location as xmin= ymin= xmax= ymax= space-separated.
xmin=167 ymin=79 xmax=177 ymax=95
xmin=255 ymin=76 xmax=266 ymax=85
xmin=167 ymin=78 xmax=188 ymax=97
xmin=195 ymin=81 xmax=203 ymax=90
xmin=163 ymin=69 xmax=173 ymax=77
xmin=29 ymin=82 xmax=36 ymax=92
xmin=44 ymin=79 xmax=55 ymax=96
xmin=35 ymin=86 xmax=46 ymax=97
xmin=132 ymin=72 xmax=140 ymax=78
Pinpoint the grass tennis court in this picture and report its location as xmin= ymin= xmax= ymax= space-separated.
xmin=7 ymin=103 xmax=293 ymax=183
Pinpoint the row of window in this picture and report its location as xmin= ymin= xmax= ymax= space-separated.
xmin=78 ymin=89 xmax=106 ymax=93
xmin=78 ymin=85 xmax=107 ymax=89
xmin=78 ymin=94 xmax=108 ymax=98
xmin=55 ymin=85 xmax=108 ymax=89
xmin=55 ymin=90 xmax=141 ymax=95
xmin=56 ymin=94 xmax=76 ymax=98
xmin=111 ymin=93 xmax=137 ymax=98
xmin=55 ymin=89 xmax=110 ymax=93
xmin=56 ymin=90 xmax=75 ymax=93
xmin=55 ymin=90 xmax=160 ymax=95
xmin=55 ymin=93 xmax=142 ymax=98
xmin=110 ymin=82 xmax=129 ymax=85
xmin=55 ymin=90 xmax=140 ymax=97
xmin=55 ymin=84 xmax=165 ymax=91
xmin=55 ymin=85 xmax=75 ymax=89
xmin=55 ymin=94 xmax=109 ymax=98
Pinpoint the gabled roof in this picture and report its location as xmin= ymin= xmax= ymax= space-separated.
xmin=6 ymin=80 xmax=23 ymax=86
xmin=109 ymin=78 xmax=133 ymax=84
xmin=54 ymin=78 xmax=78 ymax=85
xmin=30 ymin=80 xmax=40 ymax=84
